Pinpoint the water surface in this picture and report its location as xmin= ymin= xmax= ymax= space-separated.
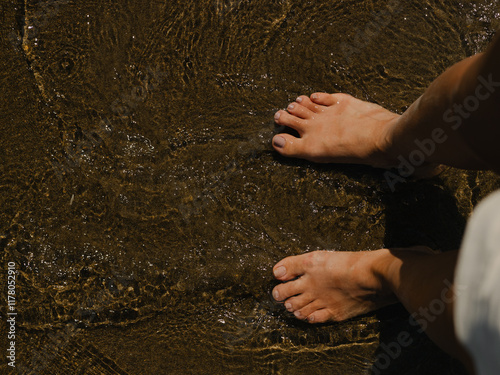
xmin=1 ymin=0 xmax=500 ymax=373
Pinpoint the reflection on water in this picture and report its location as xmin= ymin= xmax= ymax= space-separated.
xmin=1 ymin=0 xmax=499 ymax=373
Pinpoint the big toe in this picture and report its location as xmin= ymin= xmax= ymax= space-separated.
xmin=272 ymin=134 xmax=305 ymax=159
xmin=272 ymin=254 xmax=308 ymax=281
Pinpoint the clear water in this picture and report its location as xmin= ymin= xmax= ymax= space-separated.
xmin=1 ymin=0 xmax=500 ymax=374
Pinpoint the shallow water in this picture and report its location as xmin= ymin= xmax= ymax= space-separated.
xmin=1 ymin=0 xmax=500 ymax=374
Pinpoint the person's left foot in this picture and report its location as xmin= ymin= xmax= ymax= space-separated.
xmin=272 ymin=250 xmax=397 ymax=323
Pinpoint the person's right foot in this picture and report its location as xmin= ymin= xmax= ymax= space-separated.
xmin=273 ymin=93 xmax=399 ymax=168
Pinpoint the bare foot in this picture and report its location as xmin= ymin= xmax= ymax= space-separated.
xmin=272 ymin=250 xmax=398 ymax=323
xmin=273 ymin=93 xmax=399 ymax=168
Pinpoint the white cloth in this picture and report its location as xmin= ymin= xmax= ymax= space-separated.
xmin=455 ymin=190 xmax=500 ymax=375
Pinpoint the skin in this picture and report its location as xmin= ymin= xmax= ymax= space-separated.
xmin=271 ymin=31 xmax=500 ymax=374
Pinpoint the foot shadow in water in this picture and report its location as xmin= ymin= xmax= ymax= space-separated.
xmin=369 ymin=180 xmax=469 ymax=375
xmin=383 ymin=180 xmax=466 ymax=251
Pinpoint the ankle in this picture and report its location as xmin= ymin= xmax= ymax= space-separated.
xmin=365 ymin=249 xmax=400 ymax=296
xmin=372 ymin=117 xmax=402 ymax=169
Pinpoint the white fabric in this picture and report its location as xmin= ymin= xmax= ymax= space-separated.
xmin=455 ymin=190 xmax=500 ymax=375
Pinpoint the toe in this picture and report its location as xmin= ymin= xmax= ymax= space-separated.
xmin=287 ymin=102 xmax=315 ymax=119
xmin=306 ymin=309 xmax=332 ymax=324
xmin=284 ymin=294 xmax=315 ymax=312
xmin=295 ymin=96 xmax=323 ymax=113
xmin=274 ymin=110 xmax=306 ymax=133
xmin=310 ymin=92 xmax=345 ymax=106
xmin=294 ymin=299 xmax=324 ymax=320
xmin=272 ymin=255 xmax=309 ymax=281
xmin=272 ymin=278 xmax=304 ymax=302
xmin=272 ymin=134 xmax=306 ymax=159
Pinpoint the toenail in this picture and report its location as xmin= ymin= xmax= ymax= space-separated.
xmin=285 ymin=302 xmax=292 ymax=311
xmin=288 ymin=103 xmax=295 ymax=110
xmin=273 ymin=266 xmax=286 ymax=277
xmin=294 ymin=311 xmax=302 ymax=319
xmin=274 ymin=112 xmax=281 ymax=120
xmin=311 ymin=94 xmax=318 ymax=100
xmin=296 ymin=97 xmax=303 ymax=103
xmin=308 ymin=315 xmax=315 ymax=322
xmin=273 ymin=289 xmax=280 ymax=301
xmin=273 ymin=136 xmax=286 ymax=149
